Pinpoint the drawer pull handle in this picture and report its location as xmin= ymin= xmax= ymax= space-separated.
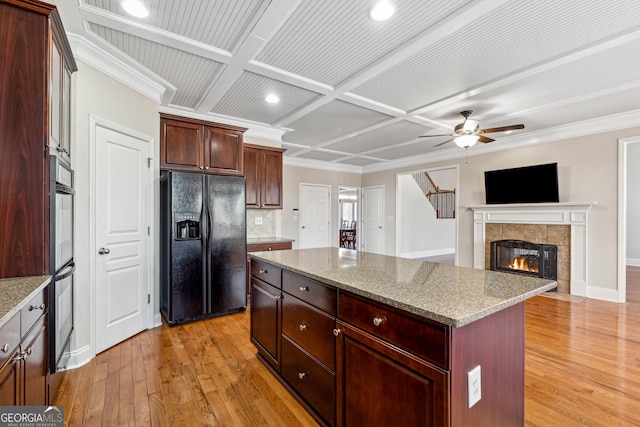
xmin=29 ymin=304 xmax=46 ymax=311
xmin=298 ymin=371 xmax=309 ymax=380
xmin=1 ymin=343 xmax=9 ymax=353
xmin=259 ymin=269 xmax=268 ymax=274
xmin=299 ymin=324 xmax=309 ymax=331
xmin=299 ymin=286 xmax=309 ymax=292
xmin=273 ymin=295 xmax=281 ymax=300
xmin=373 ymin=316 xmax=385 ymax=326
xmin=333 ymin=328 xmax=342 ymax=337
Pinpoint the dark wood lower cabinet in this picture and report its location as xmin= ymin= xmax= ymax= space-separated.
xmin=250 ymin=278 xmax=281 ymax=369
xmin=336 ymin=321 xmax=448 ymax=427
xmin=22 ymin=316 xmax=47 ymax=405
xmin=0 ymin=286 xmax=49 ymax=406
xmin=0 ymin=357 xmax=20 ymax=406
xmin=250 ymin=261 xmax=527 ymax=427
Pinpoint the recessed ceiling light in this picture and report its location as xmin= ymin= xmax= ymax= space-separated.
xmin=122 ymin=0 xmax=149 ymax=18
xmin=265 ymin=94 xmax=280 ymax=104
xmin=369 ymin=1 xmax=396 ymax=21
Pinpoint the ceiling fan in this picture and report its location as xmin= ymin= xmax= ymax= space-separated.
xmin=419 ymin=110 xmax=525 ymax=148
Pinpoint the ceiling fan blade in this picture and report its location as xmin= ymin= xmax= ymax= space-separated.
xmin=434 ymin=138 xmax=454 ymax=147
xmin=479 ymin=124 xmax=525 ymax=134
xmin=418 ymin=134 xmax=454 ymax=138
xmin=478 ymin=135 xmax=494 ymax=143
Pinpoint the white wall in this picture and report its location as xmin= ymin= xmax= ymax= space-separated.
xmin=362 ymin=126 xmax=640 ymax=295
xmin=73 ymin=61 xmax=159 ymax=364
xmin=627 ymin=142 xmax=640 ymax=264
xmin=282 ymin=165 xmax=361 ymax=248
xmin=397 ymin=174 xmax=455 ymax=257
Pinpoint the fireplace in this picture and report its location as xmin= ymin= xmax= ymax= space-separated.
xmin=490 ymin=240 xmax=557 ymax=280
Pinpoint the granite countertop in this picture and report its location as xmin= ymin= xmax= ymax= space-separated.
xmin=247 ymin=237 xmax=295 ymax=245
xmin=0 ymin=276 xmax=51 ymax=328
xmin=250 ymin=248 xmax=556 ymax=328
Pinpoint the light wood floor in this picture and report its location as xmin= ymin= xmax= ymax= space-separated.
xmin=54 ymin=268 xmax=640 ymax=426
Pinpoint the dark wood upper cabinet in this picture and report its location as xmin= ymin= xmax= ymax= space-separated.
xmin=244 ymin=144 xmax=285 ymax=209
xmin=0 ymin=0 xmax=76 ymax=278
xmin=160 ymin=114 xmax=246 ymax=175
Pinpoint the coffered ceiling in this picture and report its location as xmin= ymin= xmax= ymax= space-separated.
xmin=53 ymin=0 xmax=640 ymax=171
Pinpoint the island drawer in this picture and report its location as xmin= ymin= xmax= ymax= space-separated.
xmin=251 ymin=260 xmax=282 ymax=288
xmin=247 ymin=242 xmax=292 ymax=252
xmin=0 ymin=313 xmax=20 ymax=368
xmin=281 ymin=336 xmax=335 ymax=425
xmin=282 ymin=295 xmax=336 ymax=370
xmin=338 ymin=291 xmax=449 ymax=369
xmin=283 ymin=271 xmax=337 ymax=315
xmin=20 ymin=288 xmax=48 ymax=338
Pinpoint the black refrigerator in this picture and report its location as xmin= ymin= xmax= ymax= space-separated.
xmin=160 ymin=170 xmax=247 ymax=325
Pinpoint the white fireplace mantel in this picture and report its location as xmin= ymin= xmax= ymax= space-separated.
xmin=469 ymin=202 xmax=597 ymax=296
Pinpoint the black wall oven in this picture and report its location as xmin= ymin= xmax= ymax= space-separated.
xmin=49 ymin=155 xmax=75 ymax=373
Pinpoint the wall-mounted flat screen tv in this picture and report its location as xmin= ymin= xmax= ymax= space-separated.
xmin=484 ymin=163 xmax=559 ymax=204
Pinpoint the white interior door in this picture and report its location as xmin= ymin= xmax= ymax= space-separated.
xmin=95 ymin=125 xmax=150 ymax=353
xmin=299 ymin=184 xmax=330 ymax=248
xmin=363 ymin=186 xmax=384 ymax=254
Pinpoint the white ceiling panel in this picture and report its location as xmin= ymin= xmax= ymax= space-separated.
xmin=352 ymin=0 xmax=640 ymax=111
xmin=84 ymin=0 xmax=268 ymax=51
xmin=284 ymin=100 xmax=393 ymax=145
xmin=323 ymin=121 xmax=429 ymax=154
xmin=54 ymin=0 xmax=640 ymax=172
xmin=257 ymin=0 xmax=472 ymax=86
xmin=89 ymin=23 xmax=223 ymax=108
xmin=211 ymin=72 xmax=322 ymax=125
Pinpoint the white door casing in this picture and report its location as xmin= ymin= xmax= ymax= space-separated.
xmin=299 ymin=184 xmax=331 ymax=249
xmin=94 ymin=122 xmax=151 ymax=354
xmin=363 ymin=186 xmax=384 ymax=254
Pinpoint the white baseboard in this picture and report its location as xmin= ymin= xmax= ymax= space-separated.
xmin=586 ymin=285 xmax=620 ymax=303
xmin=65 ymin=344 xmax=94 ymax=370
xmin=400 ymin=248 xmax=455 ymax=259
xmin=626 ymin=258 xmax=640 ymax=267
xmin=153 ymin=312 xmax=163 ymax=328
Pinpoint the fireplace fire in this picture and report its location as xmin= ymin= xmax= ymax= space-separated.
xmin=490 ymin=240 xmax=557 ymax=280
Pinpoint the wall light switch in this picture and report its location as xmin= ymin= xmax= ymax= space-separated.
xmin=254 ymin=217 xmax=263 ymax=225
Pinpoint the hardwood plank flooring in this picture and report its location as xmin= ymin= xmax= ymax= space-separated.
xmin=53 ymin=268 xmax=640 ymax=426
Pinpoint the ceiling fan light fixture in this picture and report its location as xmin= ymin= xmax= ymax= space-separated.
xmin=462 ymin=119 xmax=479 ymax=133
xmin=122 ymin=0 xmax=148 ymax=18
xmin=369 ymin=1 xmax=396 ymax=21
xmin=454 ymin=134 xmax=479 ymax=148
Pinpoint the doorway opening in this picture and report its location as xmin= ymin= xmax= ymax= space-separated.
xmin=339 ymin=186 xmax=359 ymax=249
xmin=396 ymin=165 xmax=458 ymax=264
xmin=619 ymin=136 xmax=640 ymax=303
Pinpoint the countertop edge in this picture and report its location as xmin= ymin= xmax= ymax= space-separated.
xmin=250 ymin=253 xmax=557 ymax=328
xmin=0 ymin=276 xmax=52 ymax=329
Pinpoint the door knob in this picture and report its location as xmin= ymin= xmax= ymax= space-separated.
xmin=98 ymin=247 xmax=111 ymax=255
xmin=301 ymin=226 xmax=306 ymax=229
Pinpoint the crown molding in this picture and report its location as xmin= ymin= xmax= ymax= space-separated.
xmin=159 ymin=106 xmax=286 ymax=142
xmin=68 ymin=33 xmax=173 ymax=104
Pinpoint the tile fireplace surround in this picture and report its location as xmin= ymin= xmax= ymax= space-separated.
xmin=470 ymin=202 xmax=596 ymax=296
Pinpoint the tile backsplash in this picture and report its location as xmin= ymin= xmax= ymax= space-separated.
xmin=247 ymin=209 xmax=276 ymax=238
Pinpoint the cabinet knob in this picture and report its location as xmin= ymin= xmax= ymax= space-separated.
xmin=29 ymin=304 xmax=45 ymax=311
xmin=299 ymin=324 xmax=309 ymax=331
xmin=259 ymin=269 xmax=268 ymax=274
xmin=274 ymin=295 xmax=281 ymax=300
xmin=205 ymin=166 xmax=209 ymax=170
xmin=1 ymin=343 xmax=9 ymax=353
xmin=268 ymin=247 xmax=272 ymax=251
xmin=299 ymin=286 xmax=309 ymax=292
xmin=298 ymin=371 xmax=309 ymax=380
xmin=98 ymin=247 xmax=110 ymax=255
xmin=333 ymin=328 xmax=342 ymax=337
xmin=199 ymin=166 xmax=204 ymax=170
xmin=373 ymin=316 xmax=385 ymax=326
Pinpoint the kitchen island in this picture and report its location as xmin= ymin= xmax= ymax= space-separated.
xmin=249 ymin=248 xmax=556 ymax=427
